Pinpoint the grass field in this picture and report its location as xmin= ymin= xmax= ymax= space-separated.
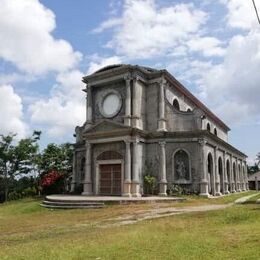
xmin=0 ymin=192 xmax=259 ymax=260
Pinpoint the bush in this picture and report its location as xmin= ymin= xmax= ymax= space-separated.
xmin=40 ymin=170 xmax=65 ymax=195
xmin=143 ymin=175 xmax=157 ymax=195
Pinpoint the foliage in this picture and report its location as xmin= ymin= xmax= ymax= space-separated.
xmin=40 ymin=170 xmax=65 ymax=195
xmin=168 ymin=184 xmax=192 ymax=196
xmin=38 ymin=143 xmax=73 ymax=175
xmin=247 ymin=164 xmax=259 ymax=174
xmin=0 ymin=131 xmax=41 ymax=202
xmin=143 ymin=175 xmax=157 ymax=195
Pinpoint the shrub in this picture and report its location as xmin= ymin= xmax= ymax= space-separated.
xmin=143 ymin=175 xmax=157 ymax=195
xmin=40 ymin=170 xmax=65 ymax=195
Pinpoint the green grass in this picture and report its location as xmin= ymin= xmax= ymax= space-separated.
xmin=0 ymin=192 xmax=259 ymax=260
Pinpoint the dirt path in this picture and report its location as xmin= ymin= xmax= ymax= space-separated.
xmin=98 ymin=203 xmax=233 ymax=227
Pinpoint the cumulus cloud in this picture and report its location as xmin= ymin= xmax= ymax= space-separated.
xmin=0 ymin=85 xmax=27 ymax=138
xmin=94 ymin=0 xmax=224 ymax=58
xmin=0 ymin=0 xmax=82 ymax=75
xmin=29 ymin=70 xmax=85 ymax=137
xmin=87 ymin=55 xmax=123 ymax=74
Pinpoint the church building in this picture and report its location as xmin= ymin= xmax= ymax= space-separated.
xmin=71 ymin=64 xmax=248 ymax=197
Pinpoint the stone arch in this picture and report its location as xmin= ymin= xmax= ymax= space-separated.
xmin=172 ymin=149 xmax=191 ymax=183
xmin=233 ymin=162 xmax=237 ymax=191
xmin=173 ymin=98 xmax=180 ymax=110
xmin=97 ymin=151 xmax=123 ymax=160
xmin=80 ymin=157 xmax=85 ymax=181
xmin=207 ymin=122 xmax=211 ymax=132
xmin=218 ymin=157 xmax=223 ymax=193
xmin=207 ymin=152 xmax=214 ymax=195
xmin=226 ymin=159 xmax=231 ymax=192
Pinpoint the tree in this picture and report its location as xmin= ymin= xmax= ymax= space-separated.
xmin=38 ymin=143 xmax=73 ymax=194
xmin=0 ymin=131 xmax=41 ymax=201
xmin=256 ymin=152 xmax=260 ymax=167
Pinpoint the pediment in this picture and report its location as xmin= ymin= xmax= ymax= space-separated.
xmin=84 ymin=120 xmax=130 ymax=134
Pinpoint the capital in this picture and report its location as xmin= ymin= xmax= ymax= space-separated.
xmin=198 ymin=138 xmax=206 ymax=146
xmin=159 ymin=141 xmax=166 ymax=147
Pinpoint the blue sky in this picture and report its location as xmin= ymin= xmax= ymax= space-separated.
xmin=0 ymin=0 xmax=260 ymax=164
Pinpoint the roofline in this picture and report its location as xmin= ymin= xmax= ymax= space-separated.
xmin=162 ymin=70 xmax=230 ymax=131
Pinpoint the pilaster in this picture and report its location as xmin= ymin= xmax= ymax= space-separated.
xmin=199 ymin=138 xmax=209 ymax=197
xmin=82 ymin=142 xmax=93 ymax=195
xmin=123 ymin=140 xmax=132 ymax=197
xmin=132 ymin=138 xmax=141 ymax=197
xmin=124 ymin=76 xmax=132 ymax=126
xmin=214 ymin=146 xmax=221 ymax=196
xmin=158 ymin=141 xmax=167 ymax=196
xmin=157 ymin=78 xmax=167 ymax=132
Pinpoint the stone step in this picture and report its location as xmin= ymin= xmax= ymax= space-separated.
xmin=42 ymin=200 xmax=104 ymax=207
xmin=40 ymin=203 xmax=104 ymax=209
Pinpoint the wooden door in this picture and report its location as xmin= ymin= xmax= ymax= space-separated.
xmin=99 ymin=164 xmax=121 ymax=195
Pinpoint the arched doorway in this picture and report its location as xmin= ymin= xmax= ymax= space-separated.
xmin=97 ymin=151 xmax=123 ymax=195
xmin=207 ymin=153 xmax=214 ymax=195
xmin=233 ymin=162 xmax=237 ymax=191
xmin=218 ymin=157 xmax=223 ymax=194
xmin=173 ymin=99 xmax=180 ymax=110
xmin=226 ymin=160 xmax=231 ymax=192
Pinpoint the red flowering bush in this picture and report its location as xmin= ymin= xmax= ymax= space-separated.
xmin=40 ymin=170 xmax=64 ymax=194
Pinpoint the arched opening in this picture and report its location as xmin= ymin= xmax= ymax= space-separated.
xmin=214 ymin=128 xmax=217 ymax=136
xmin=233 ymin=162 xmax=237 ymax=191
xmin=207 ymin=123 xmax=211 ymax=132
xmin=173 ymin=99 xmax=180 ymax=110
xmin=97 ymin=151 xmax=123 ymax=160
xmin=238 ymin=164 xmax=241 ymax=190
xmin=218 ymin=157 xmax=223 ymax=193
xmin=187 ymin=108 xmax=191 ymax=112
xmin=80 ymin=157 xmax=85 ymax=181
xmin=207 ymin=153 xmax=214 ymax=195
xmin=226 ymin=160 xmax=231 ymax=192
xmin=174 ymin=149 xmax=190 ymax=182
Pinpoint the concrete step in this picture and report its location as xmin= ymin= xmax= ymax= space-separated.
xmin=40 ymin=203 xmax=104 ymax=209
xmin=42 ymin=200 xmax=104 ymax=207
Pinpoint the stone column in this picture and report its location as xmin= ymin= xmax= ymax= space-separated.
xmin=132 ymin=139 xmax=141 ymax=197
xmin=85 ymin=85 xmax=93 ymax=129
xmin=230 ymin=157 xmax=236 ymax=193
xmin=255 ymin=176 xmax=259 ymax=191
xmin=223 ymin=152 xmax=229 ymax=194
xmin=241 ymin=161 xmax=246 ymax=191
xmin=123 ymin=140 xmax=132 ymax=197
xmin=157 ymin=79 xmax=167 ymax=132
xmin=245 ymin=161 xmax=249 ymax=190
xmin=214 ymin=146 xmax=221 ymax=196
xmin=124 ymin=76 xmax=132 ymax=126
xmin=132 ymin=77 xmax=140 ymax=129
xmin=158 ymin=141 xmax=167 ymax=196
xmin=82 ymin=142 xmax=93 ymax=195
xmin=70 ymin=151 xmax=77 ymax=192
xmin=199 ymin=139 xmax=209 ymax=196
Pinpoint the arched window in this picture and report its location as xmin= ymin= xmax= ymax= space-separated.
xmin=207 ymin=123 xmax=211 ymax=132
xmin=173 ymin=149 xmax=190 ymax=182
xmin=173 ymin=99 xmax=180 ymax=110
xmin=214 ymin=128 xmax=217 ymax=136
xmin=97 ymin=151 xmax=123 ymax=160
xmin=187 ymin=108 xmax=191 ymax=112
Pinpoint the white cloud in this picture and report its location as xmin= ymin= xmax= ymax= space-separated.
xmin=29 ymin=70 xmax=85 ymax=137
xmin=199 ymin=30 xmax=260 ymax=125
xmin=221 ymin=0 xmax=260 ymax=29
xmin=87 ymin=55 xmax=123 ymax=74
xmin=0 ymin=0 xmax=82 ymax=75
xmin=94 ymin=0 xmax=218 ymax=58
xmin=0 ymin=85 xmax=27 ymax=138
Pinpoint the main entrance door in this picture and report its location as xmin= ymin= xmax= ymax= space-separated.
xmin=99 ymin=164 xmax=121 ymax=195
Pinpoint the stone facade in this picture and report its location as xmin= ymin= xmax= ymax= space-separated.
xmin=71 ymin=64 xmax=248 ymax=197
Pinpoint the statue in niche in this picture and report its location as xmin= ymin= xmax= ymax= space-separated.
xmin=174 ymin=150 xmax=189 ymax=181
xmin=176 ymin=160 xmax=186 ymax=180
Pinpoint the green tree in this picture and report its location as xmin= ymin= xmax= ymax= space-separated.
xmin=38 ymin=143 xmax=73 ymax=174
xmin=256 ymin=152 xmax=260 ymax=167
xmin=0 ymin=131 xmax=41 ymax=201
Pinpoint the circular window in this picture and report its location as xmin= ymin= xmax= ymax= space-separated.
xmin=99 ymin=90 xmax=122 ymax=118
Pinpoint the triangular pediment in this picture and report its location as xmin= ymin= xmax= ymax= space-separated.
xmin=84 ymin=120 xmax=130 ymax=134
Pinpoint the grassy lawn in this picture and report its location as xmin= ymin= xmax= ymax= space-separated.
xmin=0 ymin=192 xmax=259 ymax=260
